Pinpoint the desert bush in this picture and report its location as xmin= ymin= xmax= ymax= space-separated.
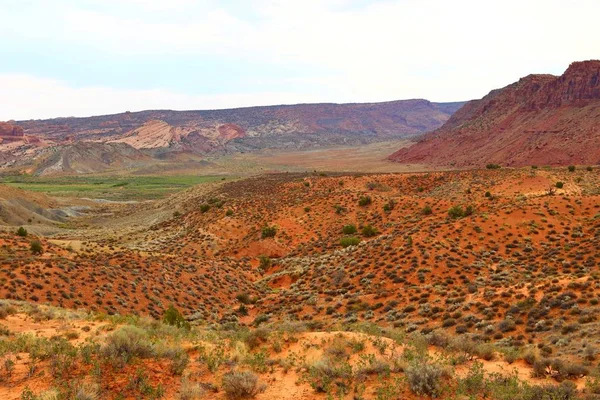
xmin=261 ymin=226 xmax=277 ymax=239
xmin=486 ymin=164 xmax=501 ymax=169
xmin=342 ymin=224 xmax=357 ymax=234
xmin=222 ymin=371 xmax=266 ymax=399
xmin=73 ymin=382 xmax=100 ymax=400
xmin=101 ymin=326 xmax=155 ymax=366
xmin=405 ymin=360 xmax=446 ymax=397
xmin=361 ymin=225 xmax=378 ymax=237
xmin=568 ymin=165 xmax=576 ymax=172
xmin=16 ymin=227 xmax=27 ymax=237
xmin=163 ymin=346 xmax=189 ymax=375
xmin=305 ymin=359 xmax=353 ymax=395
xmin=340 ymin=237 xmax=361 ymax=248
xmin=358 ymin=196 xmax=372 ymax=206
xmin=448 ymin=206 xmax=465 ymax=219
xmin=475 ymin=343 xmax=495 ymax=361
xmin=421 ymin=205 xmax=433 ymax=215
xmin=383 ymin=200 xmax=395 ymax=212
xmin=163 ymin=305 xmax=191 ymax=330
xmin=177 ymin=377 xmax=205 ymax=400
xmin=556 ymin=182 xmax=564 ymax=189
xmin=30 ymin=240 xmax=43 ymax=255
xmin=200 ymin=204 xmax=210 ymax=213
xmin=258 ymin=255 xmax=272 ymax=271
xmin=236 ymin=293 xmax=253 ymax=305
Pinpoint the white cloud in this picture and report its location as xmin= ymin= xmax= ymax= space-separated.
xmin=1 ymin=0 xmax=599 ymax=118
xmin=0 ymin=74 xmax=327 ymax=120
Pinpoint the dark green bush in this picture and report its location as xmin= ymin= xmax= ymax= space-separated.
xmin=358 ymin=196 xmax=372 ymax=206
xmin=163 ymin=305 xmax=190 ymax=330
xmin=342 ymin=225 xmax=357 ymax=234
xmin=361 ymin=225 xmax=378 ymax=237
xmin=261 ymin=226 xmax=277 ymax=239
xmin=30 ymin=240 xmax=43 ymax=255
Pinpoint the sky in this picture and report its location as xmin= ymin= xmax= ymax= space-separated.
xmin=1 ymin=0 xmax=598 ymax=120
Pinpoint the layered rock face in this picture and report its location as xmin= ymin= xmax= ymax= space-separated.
xmin=13 ymin=99 xmax=464 ymax=153
xmin=0 ymin=122 xmax=25 ymax=142
xmin=389 ymin=60 xmax=600 ymax=167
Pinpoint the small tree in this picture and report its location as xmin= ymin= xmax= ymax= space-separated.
xmin=30 ymin=240 xmax=43 ymax=255
xmin=163 ymin=305 xmax=190 ymax=330
xmin=16 ymin=227 xmax=27 ymax=237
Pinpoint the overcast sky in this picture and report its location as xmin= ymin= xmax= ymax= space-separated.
xmin=1 ymin=0 xmax=598 ymax=120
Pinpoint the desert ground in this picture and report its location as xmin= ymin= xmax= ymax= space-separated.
xmin=1 ymin=155 xmax=599 ymax=399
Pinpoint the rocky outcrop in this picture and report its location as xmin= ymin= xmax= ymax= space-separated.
xmin=0 ymin=122 xmax=25 ymax=142
xmin=389 ymin=60 xmax=600 ymax=167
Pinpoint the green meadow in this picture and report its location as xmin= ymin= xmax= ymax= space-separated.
xmin=1 ymin=175 xmax=230 ymax=201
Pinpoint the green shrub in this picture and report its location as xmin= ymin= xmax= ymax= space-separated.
xmin=448 ymin=206 xmax=464 ymax=219
xmin=226 ymin=209 xmax=234 ymax=216
xmin=30 ymin=240 xmax=43 ymax=255
xmin=163 ymin=305 xmax=191 ymax=330
xmin=421 ymin=205 xmax=432 ymax=215
xmin=383 ymin=200 xmax=395 ymax=212
xmin=568 ymin=165 xmax=576 ymax=172
xmin=556 ymin=182 xmax=564 ymax=189
xmin=261 ymin=225 xmax=277 ymax=239
xmin=200 ymin=204 xmax=210 ymax=213
xmin=358 ymin=196 xmax=372 ymax=206
xmin=342 ymin=224 xmax=357 ymax=234
xmin=258 ymin=255 xmax=272 ymax=271
xmin=16 ymin=227 xmax=27 ymax=237
xmin=486 ymin=164 xmax=501 ymax=169
xmin=340 ymin=237 xmax=361 ymax=248
xmin=361 ymin=225 xmax=378 ymax=237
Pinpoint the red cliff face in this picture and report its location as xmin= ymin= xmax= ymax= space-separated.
xmin=0 ymin=122 xmax=25 ymax=139
xmin=389 ymin=60 xmax=600 ymax=167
